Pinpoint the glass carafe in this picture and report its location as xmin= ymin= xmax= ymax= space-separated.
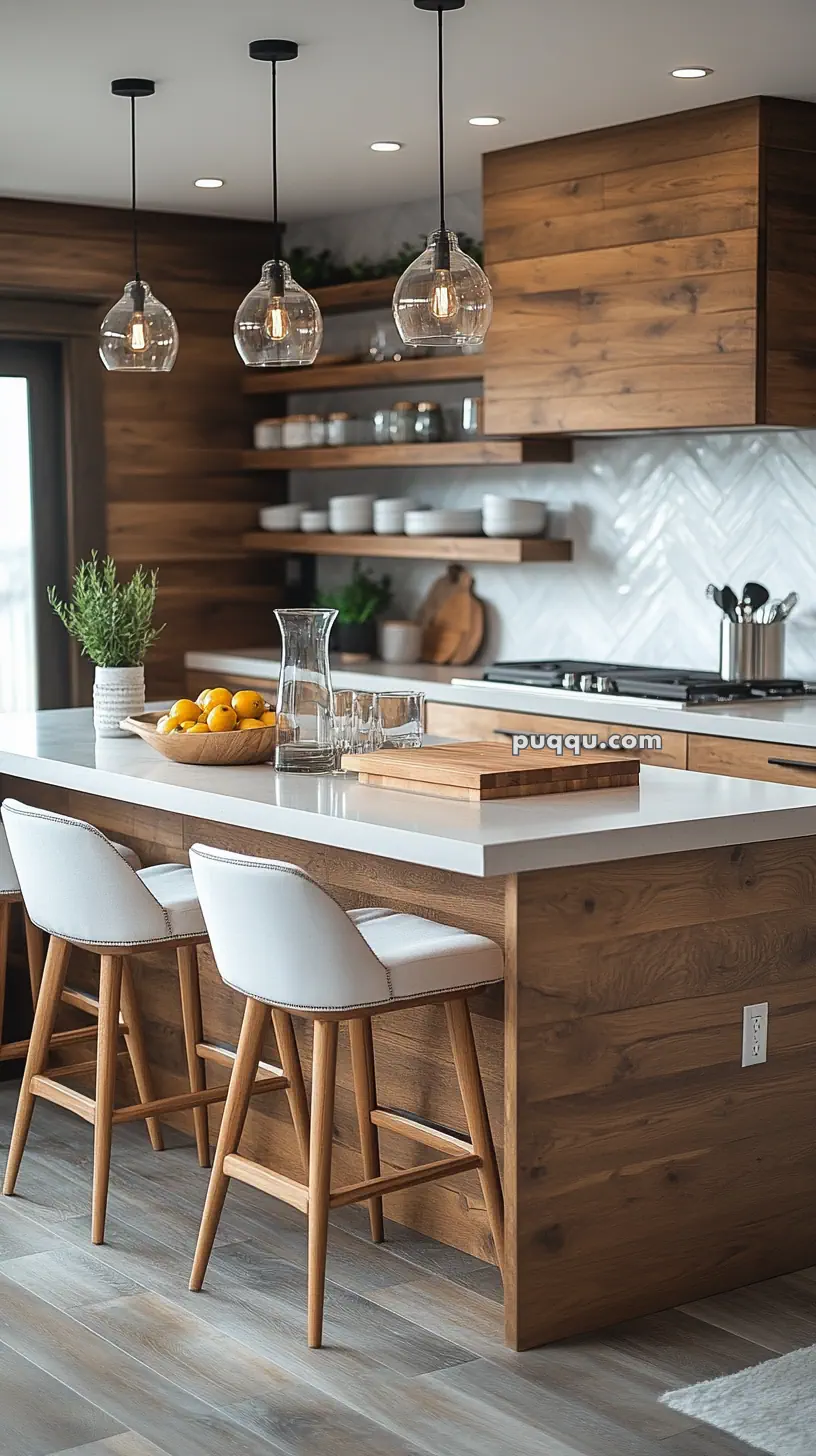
xmin=274 ymin=608 xmax=337 ymax=773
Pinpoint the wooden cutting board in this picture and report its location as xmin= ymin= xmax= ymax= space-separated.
xmin=340 ymin=740 xmax=640 ymax=801
xmin=417 ymin=565 xmax=485 ymax=665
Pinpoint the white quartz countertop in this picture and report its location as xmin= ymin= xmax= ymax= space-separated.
xmin=2 ymin=708 xmax=816 ymax=879
xmin=186 ymin=648 xmax=816 ymax=749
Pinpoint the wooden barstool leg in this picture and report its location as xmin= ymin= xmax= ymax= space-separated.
xmin=307 ymin=1018 xmax=339 ymax=1349
xmin=23 ymin=912 xmax=45 ymax=1006
xmin=271 ymin=1008 xmax=310 ymax=1177
xmin=348 ymin=1016 xmax=384 ymax=1243
xmin=177 ymin=944 xmax=210 ymax=1168
xmin=3 ymin=936 xmax=72 ymax=1196
xmin=119 ymin=958 xmax=164 ymax=1153
xmin=445 ymin=997 xmax=505 ymax=1276
xmin=0 ymin=900 xmax=10 ymax=1049
xmin=189 ymin=997 xmax=268 ymax=1291
xmin=92 ymin=954 xmax=123 ymax=1245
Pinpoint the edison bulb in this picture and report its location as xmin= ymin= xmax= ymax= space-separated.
xmin=265 ymin=296 xmax=290 ymax=342
xmin=234 ymin=259 xmax=322 ymax=367
xmin=430 ymin=270 xmax=458 ymax=321
xmin=393 ymin=229 xmax=492 ymax=348
xmin=99 ymin=279 xmax=179 ymax=372
xmin=126 ymin=311 xmax=149 ymax=352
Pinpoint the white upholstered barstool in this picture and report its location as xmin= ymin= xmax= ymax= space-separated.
xmin=187 ymin=843 xmax=505 ymax=1349
xmin=0 ymin=800 xmax=276 ymax=1244
xmin=0 ymin=818 xmax=153 ymax=1088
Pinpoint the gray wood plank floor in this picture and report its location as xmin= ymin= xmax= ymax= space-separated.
xmin=0 ymin=1082 xmax=805 ymax=1456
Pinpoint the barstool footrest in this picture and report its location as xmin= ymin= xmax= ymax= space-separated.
xmin=29 ymin=1074 xmax=97 ymax=1124
xmin=45 ymin=1051 xmax=130 ymax=1082
xmin=371 ymin=1106 xmax=475 ymax=1158
xmin=223 ymin=1153 xmax=310 ymax=1213
xmin=0 ymin=1024 xmax=109 ymax=1062
xmin=62 ymin=985 xmax=127 ymax=1029
xmin=195 ymin=1039 xmax=284 ymax=1081
xmin=330 ymin=1153 xmax=481 ymax=1211
xmin=112 ymin=1074 xmax=288 ymax=1126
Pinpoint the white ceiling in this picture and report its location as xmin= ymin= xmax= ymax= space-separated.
xmin=4 ymin=0 xmax=816 ymax=225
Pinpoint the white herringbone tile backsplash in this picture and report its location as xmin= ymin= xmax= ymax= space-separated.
xmin=294 ymin=431 xmax=816 ymax=677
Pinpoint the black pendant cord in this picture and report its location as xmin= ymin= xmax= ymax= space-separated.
xmin=130 ymin=95 xmax=141 ymax=286
xmin=270 ymin=61 xmax=285 ymax=295
xmin=434 ymin=6 xmax=451 ymax=271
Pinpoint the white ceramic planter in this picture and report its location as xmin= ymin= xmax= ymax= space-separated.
xmin=93 ymin=665 xmax=145 ymax=738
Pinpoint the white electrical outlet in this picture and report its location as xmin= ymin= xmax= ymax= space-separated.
xmin=741 ymin=1002 xmax=769 ymax=1067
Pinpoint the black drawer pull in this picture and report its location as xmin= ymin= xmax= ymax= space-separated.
xmin=767 ymin=757 xmax=816 ymax=773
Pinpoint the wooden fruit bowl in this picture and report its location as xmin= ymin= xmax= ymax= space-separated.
xmin=121 ymin=712 xmax=277 ymax=767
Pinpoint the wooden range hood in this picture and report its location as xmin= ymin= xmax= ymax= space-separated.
xmin=482 ymin=97 xmax=816 ymax=435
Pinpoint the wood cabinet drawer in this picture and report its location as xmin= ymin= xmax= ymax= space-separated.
xmin=688 ymin=734 xmax=816 ymax=786
xmin=425 ymin=701 xmax=687 ymax=769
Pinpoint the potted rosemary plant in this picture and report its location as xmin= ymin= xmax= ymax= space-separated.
xmin=317 ymin=562 xmax=392 ymax=662
xmin=49 ymin=554 xmax=164 ymax=737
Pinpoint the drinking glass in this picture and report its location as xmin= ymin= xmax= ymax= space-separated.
xmin=373 ymin=691 xmax=425 ymax=748
xmin=333 ymin=689 xmax=379 ymax=760
xmin=274 ymin=608 xmax=337 ymax=773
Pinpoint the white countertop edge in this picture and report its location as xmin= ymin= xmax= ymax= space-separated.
xmin=0 ymin=746 xmax=490 ymax=878
xmin=185 ymin=649 xmax=816 ymax=750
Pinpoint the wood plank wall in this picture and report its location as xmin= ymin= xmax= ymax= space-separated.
xmin=482 ymin=99 xmax=762 ymax=435
xmin=0 ymin=198 xmax=284 ymax=697
xmin=762 ymin=100 xmax=816 ymax=424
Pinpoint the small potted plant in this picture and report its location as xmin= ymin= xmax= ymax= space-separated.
xmin=49 ymin=553 xmax=164 ymax=738
xmin=317 ymin=562 xmax=392 ymax=663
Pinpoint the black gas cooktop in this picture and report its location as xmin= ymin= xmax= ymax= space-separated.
xmin=482 ymin=660 xmax=816 ymax=705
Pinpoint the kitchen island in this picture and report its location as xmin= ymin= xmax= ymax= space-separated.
xmin=3 ymin=708 xmax=816 ymax=1350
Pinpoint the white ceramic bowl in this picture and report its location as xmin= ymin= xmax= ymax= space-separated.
xmin=404 ymin=508 xmax=483 ymax=537
xmin=373 ymin=498 xmax=411 ymax=535
xmin=300 ymin=510 xmax=330 ymax=533
xmin=259 ymin=503 xmax=307 ymax=531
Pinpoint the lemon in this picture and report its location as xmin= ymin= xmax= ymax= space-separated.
xmin=237 ymin=717 xmax=265 ymax=731
xmin=185 ymin=722 xmax=211 ymax=734
xmin=260 ymin=710 xmax=277 ymax=726
xmin=201 ymin=687 xmax=233 ymax=712
xmin=232 ymin=689 xmax=266 ymax=721
xmin=196 ymin=688 xmax=213 ymax=708
xmin=179 ymin=718 xmax=200 ymax=731
xmin=207 ymin=704 xmax=238 ymax=733
xmin=170 ymin=698 xmax=202 ymax=723
xmin=157 ymin=714 xmax=182 ymax=735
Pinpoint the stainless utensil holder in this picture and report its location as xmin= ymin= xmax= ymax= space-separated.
xmin=719 ymin=620 xmax=786 ymax=681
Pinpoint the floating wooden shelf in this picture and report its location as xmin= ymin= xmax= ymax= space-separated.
xmin=243 ymin=531 xmax=573 ymax=564
xmin=312 ymin=276 xmax=399 ymax=314
xmin=242 ymin=438 xmax=572 ymax=470
xmin=243 ymin=353 xmax=483 ymax=395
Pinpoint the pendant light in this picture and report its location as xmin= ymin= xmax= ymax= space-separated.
xmin=234 ymin=41 xmax=323 ymax=368
xmin=99 ymin=80 xmax=179 ymax=373
xmin=393 ymin=0 xmax=492 ymax=349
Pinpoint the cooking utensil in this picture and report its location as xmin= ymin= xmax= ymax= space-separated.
xmin=417 ymin=565 xmax=485 ymax=665
xmin=721 ymin=585 xmax=739 ymax=623
xmin=742 ymin=582 xmax=770 ymax=614
xmin=777 ymin=591 xmax=799 ymax=621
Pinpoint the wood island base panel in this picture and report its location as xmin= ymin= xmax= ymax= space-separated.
xmin=5 ymin=771 xmax=816 ymax=1351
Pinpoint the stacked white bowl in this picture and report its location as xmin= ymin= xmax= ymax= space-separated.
xmin=404 ymin=508 xmax=483 ymax=537
xmin=300 ymin=509 xmax=329 ymax=533
xmin=259 ymin=503 xmax=307 ymax=531
xmin=373 ymin=498 xmax=412 ymax=535
xmin=481 ymin=495 xmax=548 ymax=538
xmin=328 ymin=494 xmax=375 ymax=533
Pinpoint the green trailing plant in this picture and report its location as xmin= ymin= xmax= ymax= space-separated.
xmin=48 ymin=553 xmax=164 ymax=668
xmin=317 ymin=561 xmax=392 ymax=624
xmin=287 ymin=235 xmax=484 ymax=290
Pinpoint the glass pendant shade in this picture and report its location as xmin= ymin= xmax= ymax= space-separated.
xmin=234 ymin=260 xmax=323 ymax=367
xmin=99 ymin=279 xmax=179 ymax=372
xmin=393 ymin=229 xmax=492 ymax=348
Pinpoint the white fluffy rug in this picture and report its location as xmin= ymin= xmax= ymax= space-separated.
xmin=662 ymin=1346 xmax=816 ymax=1455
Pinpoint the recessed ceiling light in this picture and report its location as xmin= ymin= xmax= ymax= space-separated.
xmin=469 ymin=115 xmax=503 ymax=127
xmin=370 ymin=141 xmax=402 ymax=152
xmin=670 ymin=67 xmax=713 ymax=79
xmin=194 ymin=177 xmax=224 ymax=188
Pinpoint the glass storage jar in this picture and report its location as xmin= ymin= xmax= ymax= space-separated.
xmin=415 ymin=400 xmax=444 ymax=443
xmin=389 ymin=400 xmax=419 ymax=444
